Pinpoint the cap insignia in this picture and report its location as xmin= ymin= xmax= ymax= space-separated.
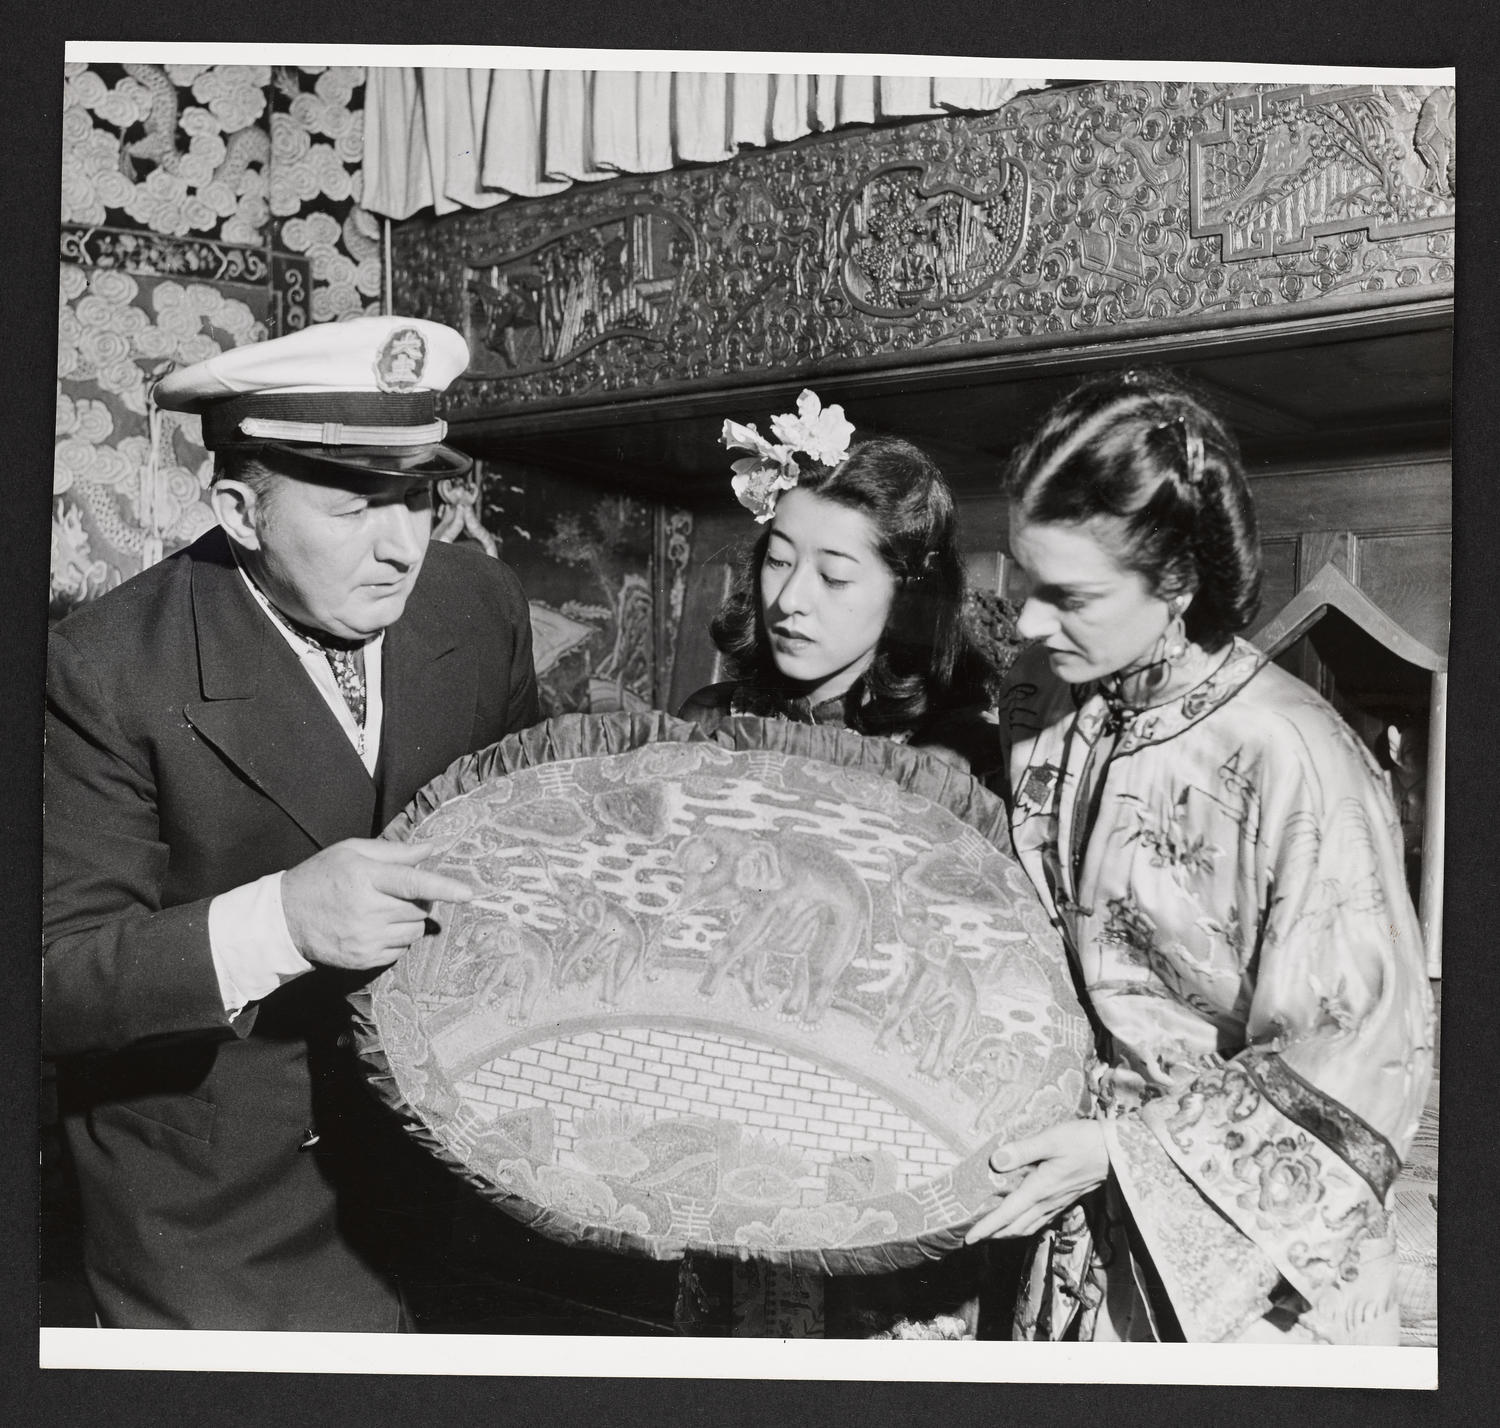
xmin=375 ymin=326 xmax=428 ymax=393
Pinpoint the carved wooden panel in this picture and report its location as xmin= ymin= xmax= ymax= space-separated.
xmin=393 ymin=80 xmax=1455 ymax=419
xmin=1191 ymin=86 xmax=1455 ymax=261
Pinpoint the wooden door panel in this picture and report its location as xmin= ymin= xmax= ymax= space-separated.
xmin=1357 ymin=531 xmax=1453 ymax=657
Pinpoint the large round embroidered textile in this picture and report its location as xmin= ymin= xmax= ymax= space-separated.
xmin=350 ymin=712 xmax=1092 ymax=1274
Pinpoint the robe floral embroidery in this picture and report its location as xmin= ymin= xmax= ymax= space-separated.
xmin=999 ymin=639 xmax=1434 ymax=1343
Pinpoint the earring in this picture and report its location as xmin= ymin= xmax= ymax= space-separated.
xmin=1162 ymin=600 xmax=1189 ymax=665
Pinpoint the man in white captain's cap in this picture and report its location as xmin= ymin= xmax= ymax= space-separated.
xmin=43 ymin=317 xmax=539 ymax=1330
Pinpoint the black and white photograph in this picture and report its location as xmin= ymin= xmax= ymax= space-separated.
xmin=17 ymin=29 xmax=1483 ymax=1412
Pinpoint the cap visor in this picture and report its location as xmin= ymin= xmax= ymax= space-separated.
xmin=257 ymin=440 xmax=473 ymax=481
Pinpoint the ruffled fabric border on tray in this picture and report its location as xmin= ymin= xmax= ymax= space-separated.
xmin=351 ymin=711 xmax=1024 ymax=1273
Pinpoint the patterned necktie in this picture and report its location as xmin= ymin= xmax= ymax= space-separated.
xmin=260 ymin=598 xmax=369 ymax=738
xmin=321 ymin=645 xmax=367 ymax=730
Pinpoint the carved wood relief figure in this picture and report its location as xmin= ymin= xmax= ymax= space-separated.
xmin=1190 ymin=86 xmax=1457 ymax=263
xmin=463 ymin=208 xmax=693 ymax=377
xmin=837 ymin=158 xmax=1029 ymax=315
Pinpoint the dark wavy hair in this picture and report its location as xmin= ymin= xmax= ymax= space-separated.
xmin=1004 ymin=368 xmax=1262 ymax=652
xmin=710 ymin=435 xmax=996 ymax=736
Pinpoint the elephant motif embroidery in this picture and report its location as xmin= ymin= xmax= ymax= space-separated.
xmin=549 ymin=872 xmax=657 ymax=1007
xmin=671 ymin=827 xmax=872 ymax=1028
xmin=458 ymin=916 xmax=554 ymax=1026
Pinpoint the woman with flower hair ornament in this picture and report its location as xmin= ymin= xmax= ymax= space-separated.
xmin=963 ymin=369 xmax=1433 ymax=1344
xmin=681 ymin=390 xmax=1001 ymax=778
xmin=680 ymin=392 xmax=1016 ymax=1337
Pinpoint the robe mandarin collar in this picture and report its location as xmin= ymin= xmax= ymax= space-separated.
xmin=1072 ymin=638 xmax=1267 ymax=754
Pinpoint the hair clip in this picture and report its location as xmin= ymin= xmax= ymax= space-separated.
xmin=1182 ymin=425 xmax=1205 ymax=488
xmin=721 ymin=389 xmax=855 ymax=522
xmin=1149 ymin=413 xmax=1205 ymax=489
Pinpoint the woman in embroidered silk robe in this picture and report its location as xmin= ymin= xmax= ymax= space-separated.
xmin=681 ymin=411 xmax=1009 ymax=1336
xmin=965 ymin=370 xmax=1434 ymax=1344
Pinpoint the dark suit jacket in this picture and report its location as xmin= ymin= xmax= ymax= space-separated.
xmin=43 ymin=526 xmax=539 ymax=1329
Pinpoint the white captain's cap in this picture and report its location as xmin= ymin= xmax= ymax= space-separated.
xmin=154 ymin=316 xmax=473 ymax=480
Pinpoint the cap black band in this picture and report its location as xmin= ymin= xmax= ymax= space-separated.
xmin=201 ymin=391 xmax=439 ymax=449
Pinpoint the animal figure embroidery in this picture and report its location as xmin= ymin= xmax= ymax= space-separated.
xmin=672 ymin=827 xmax=871 ymax=1028
xmin=550 ymin=873 xmax=655 ymax=1007
xmin=466 ymin=917 xmax=553 ymax=1026
xmin=963 ymin=1034 xmax=1032 ymax=1135
xmin=875 ymin=863 xmax=981 ymax=1081
xmin=878 ymin=926 xmax=981 ymax=1082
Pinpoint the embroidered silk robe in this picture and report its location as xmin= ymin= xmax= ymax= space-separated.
xmin=1000 ymin=639 xmax=1434 ymax=1343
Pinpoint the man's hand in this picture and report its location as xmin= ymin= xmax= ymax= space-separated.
xmin=963 ymin=1120 xmax=1109 ymax=1243
xmin=281 ymin=838 xmax=476 ymax=971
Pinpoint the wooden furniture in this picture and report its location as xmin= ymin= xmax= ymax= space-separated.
xmin=1254 ymin=561 xmax=1447 ymax=974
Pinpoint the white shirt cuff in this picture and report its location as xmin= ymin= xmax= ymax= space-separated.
xmin=208 ymin=872 xmax=314 ymax=1019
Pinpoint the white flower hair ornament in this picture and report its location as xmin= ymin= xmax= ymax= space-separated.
xmin=721 ymin=389 xmax=856 ymax=522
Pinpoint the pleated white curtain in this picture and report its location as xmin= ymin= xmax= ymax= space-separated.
xmin=362 ymin=69 xmax=1028 ymax=220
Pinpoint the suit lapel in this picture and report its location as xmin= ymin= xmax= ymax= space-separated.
xmin=182 ymin=534 xmax=378 ymax=848
xmin=375 ymin=568 xmax=478 ymax=828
